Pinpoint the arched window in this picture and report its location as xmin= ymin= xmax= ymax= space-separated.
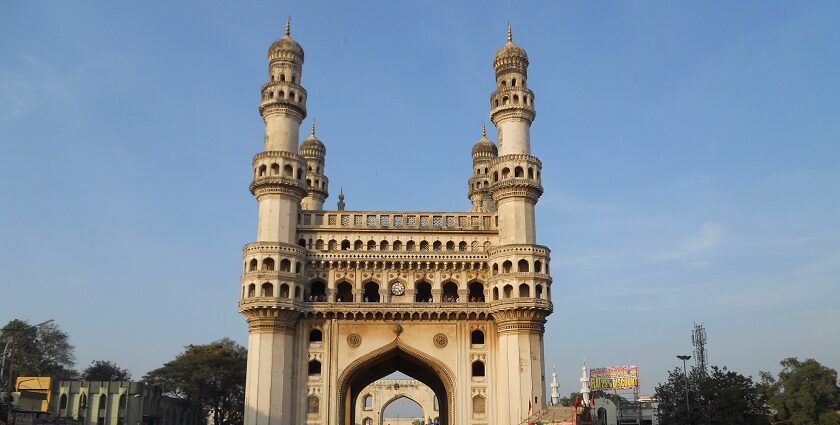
xmin=279 ymin=259 xmax=291 ymax=272
xmin=59 ymin=394 xmax=68 ymax=409
xmin=279 ymin=283 xmax=290 ymax=298
xmin=406 ymin=241 xmax=416 ymax=251
xmin=363 ymin=394 xmax=373 ymax=410
xmin=534 ymin=260 xmax=542 ymax=273
xmin=261 ymin=283 xmax=274 ymax=297
xmin=473 ymin=395 xmax=486 ymax=415
xmin=492 ymin=287 xmax=499 ymax=300
xmin=306 ymin=178 xmax=312 ymax=187
xmin=270 ymin=163 xmax=280 ymax=175
xmin=502 ymin=261 xmax=512 ymax=273
xmin=118 ymin=394 xmax=127 ymax=417
xmin=501 ymin=80 xmax=507 ymax=87
xmin=367 ymin=240 xmax=376 ymax=251
xmin=296 ymin=168 xmax=303 ymax=180
xmin=415 ymin=280 xmax=432 ymax=302
xmin=308 ymin=360 xmax=321 ymax=375
xmin=362 ymin=282 xmax=380 ymax=302
xmin=419 ymin=241 xmax=429 ymax=251
xmin=248 ymin=259 xmax=258 ymax=272
xmin=283 ymin=164 xmax=293 ymax=177
xmin=307 ymin=395 xmax=319 ymax=414
xmin=280 ymin=73 xmax=286 ymax=82
xmin=336 ymin=282 xmax=353 ymax=302
xmin=262 ymin=258 xmax=275 ymax=271
xmin=468 ymin=281 xmax=485 ymax=302
xmin=495 ymin=99 xmax=499 ymax=107
xmin=502 ymin=167 xmax=511 ymax=179
xmin=354 ymin=240 xmax=363 ymax=250
xmin=363 ymin=419 xmax=372 ymax=425
xmin=515 ymin=166 xmax=524 ymax=177
xmin=309 ymin=329 xmax=322 ymax=343
xmin=492 ymin=264 xmax=499 ymax=275
xmin=392 ymin=240 xmax=402 ymax=251
xmin=445 ymin=241 xmax=455 ymax=251
xmin=459 ymin=241 xmax=467 ymax=251
xmin=513 ymin=94 xmax=520 ymax=104
xmin=471 ymin=329 xmax=485 ymax=345
xmin=518 ymin=259 xmax=529 ymax=272
xmin=511 ymin=78 xmax=517 ymax=87
xmin=380 ymin=240 xmax=389 ymax=251
xmin=472 ymin=241 xmax=479 ymax=251
xmin=493 ymin=171 xmax=499 ymax=182
xmin=502 ymin=96 xmax=509 ymax=105
xmin=503 ymin=284 xmax=513 ymax=298
xmin=472 ymin=361 xmax=485 ymax=377
xmin=535 ymin=284 xmax=544 ymax=299
xmin=528 ymin=167 xmax=534 ymax=179
xmin=98 ymin=394 xmax=107 ymax=413
xmin=79 ymin=393 xmax=87 ymax=409
xmin=441 ymin=282 xmax=458 ymax=303
xmin=247 ymin=284 xmax=255 ymax=297
xmin=258 ymin=165 xmax=267 ymax=177
xmin=294 ymin=285 xmax=301 ymax=299
xmin=327 ymin=239 xmax=337 ymax=250
xmin=519 ymin=283 xmax=530 ymax=298
xmin=341 ymin=239 xmax=350 ymax=250
xmin=309 ymin=280 xmax=326 ymax=301
xmin=298 ymin=239 xmax=306 ymax=247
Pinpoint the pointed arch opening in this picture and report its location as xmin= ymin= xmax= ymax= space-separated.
xmin=336 ymin=342 xmax=454 ymax=425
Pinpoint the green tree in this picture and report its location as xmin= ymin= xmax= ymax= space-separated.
xmin=761 ymin=358 xmax=840 ymax=425
xmin=144 ymin=338 xmax=246 ymax=425
xmin=1 ymin=319 xmax=77 ymax=388
xmin=80 ymin=360 xmax=131 ymax=381
xmin=656 ymin=366 xmax=768 ymax=425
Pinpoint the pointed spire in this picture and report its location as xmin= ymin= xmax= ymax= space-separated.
xmin=507 ymin=21 xmax=513 ymax=43
xmin=481 ymin=122 xmax=487 ymax=138
xmin=310 ymin=119 xmax=316 ymax=136
xmin=337 ymin=187 xmax=345 ymax=210
xmin=285 ymin=16 xmax=291 ymax=37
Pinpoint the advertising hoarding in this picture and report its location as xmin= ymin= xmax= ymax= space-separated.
xmin=589 ymin=365 xmax=639 ymax=391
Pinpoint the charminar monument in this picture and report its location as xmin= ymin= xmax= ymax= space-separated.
xmin=238 ymin=18 xmax=553 ymax=425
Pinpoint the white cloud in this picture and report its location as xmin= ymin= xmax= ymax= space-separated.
xmin=655 ymin=221 xmax=724 ymax=260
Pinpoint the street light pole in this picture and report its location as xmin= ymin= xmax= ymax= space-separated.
xmin=677 ymin=355 xmax=692 ymax=422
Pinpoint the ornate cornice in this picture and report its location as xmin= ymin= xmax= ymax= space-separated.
xmin=249 ymin=176 xmax=308 ymax=199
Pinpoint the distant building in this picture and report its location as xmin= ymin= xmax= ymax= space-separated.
xmin=45 ymin=381 xmax=195 ymax=425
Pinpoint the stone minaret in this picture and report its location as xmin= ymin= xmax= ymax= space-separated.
xmin=300 ymin=122 xmax=329 ymax=210
xmin=241 ymin=17 xmax=308 ymax=425
xmin=488 ymin=23 xmax=549 ymax=424
xmin=468 ymin=123 xmax=498 ymax=212
xmin=580 ymin=361 xmax=591 ymax=407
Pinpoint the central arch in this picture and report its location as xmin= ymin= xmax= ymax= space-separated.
xmin=337 ymin=340 xmax=455 ymax=425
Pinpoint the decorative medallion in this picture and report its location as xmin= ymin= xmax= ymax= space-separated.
xmin=455 ymin=274 xmax=460 ymax=278
xmin=433 ymin=333 xmax=448 ymax=348
xmin=347 ymin=333 xmax=361 ymax=348
xmin=393 ymin=324 xmax=404 ymax=337
xmin=363 ymin=273 xmax=369 ymax=278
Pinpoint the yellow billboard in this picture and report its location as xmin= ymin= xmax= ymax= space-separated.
xmin=15 ymin=377 xmax=52 ymax=412
xmin=589 ymin=365 xmax=639 ymax=391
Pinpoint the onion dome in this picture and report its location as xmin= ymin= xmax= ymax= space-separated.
xmin=300 ymin=121 xmax=325 ymax=152
xmin=493 ymin=23 xmax=528 ymax=66
xmin=471 ymin=123 xmax=498 ymax=157
xmin=268 ymin=17 xmax=304 ymax=61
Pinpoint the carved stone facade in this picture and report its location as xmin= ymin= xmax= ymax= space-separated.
xmin=239 ymin=20 xmax=552 ymax=425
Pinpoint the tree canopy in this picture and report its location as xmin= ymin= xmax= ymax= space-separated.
xmin=761 ymin=357 xmax=840 ymax=425
xmin=80 ymin=360 xmax=131 ymax=381
xmin=144 ymin=338 xmax=246 ymax=425
xmin=655 ymin=366 xmax=768 ymax=425
xmin=1 ymin=319 xmax=77 ymax=387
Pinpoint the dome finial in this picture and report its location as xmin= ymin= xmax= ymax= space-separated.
xmin=482 ymin=122 xmax=487 ymax=138
xmin=311 ymin=119 xmax=316 ymax=136
xmin=285 ymin=16 xmax=291 ymax=37
xmin=507 ymin=21 xmax=512 ymax=43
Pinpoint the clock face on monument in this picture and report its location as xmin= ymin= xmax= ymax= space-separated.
xmin=391 ymin=281 xmax=405 ymax=296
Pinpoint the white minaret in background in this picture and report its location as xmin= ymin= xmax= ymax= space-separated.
xmin=550 ymin=365 xmax=560 ymax=406
xmin=580 ymin=360 xmax=591 ymax=407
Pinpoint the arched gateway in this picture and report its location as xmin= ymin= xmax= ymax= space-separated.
xmin=238 ymin=19 xmax=553 ymax=425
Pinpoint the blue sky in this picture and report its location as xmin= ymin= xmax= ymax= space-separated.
xmin=1 ymin=1 xmax=838 ymax=398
